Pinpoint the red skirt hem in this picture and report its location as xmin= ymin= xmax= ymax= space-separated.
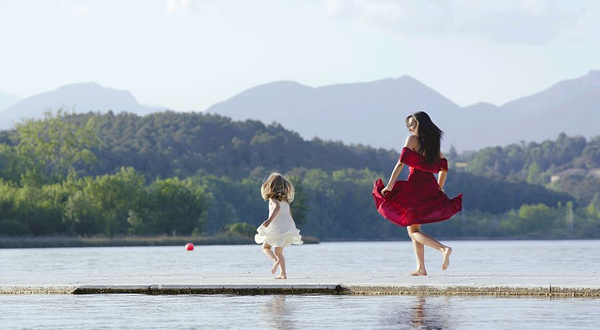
xmin=372 ymin=179 xmax=463 ymax=227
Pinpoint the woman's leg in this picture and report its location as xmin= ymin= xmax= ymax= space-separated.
xmin=274 ymin=247 xmax=287 ymax=279
xmin=407 ymin=225 xmax=427 ymax=276
xmin=408 ymin=224 xmax=452 ymax=271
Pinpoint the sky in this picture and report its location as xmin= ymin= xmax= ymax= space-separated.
xmin=1 ymin=0 xmax=599 ymax=111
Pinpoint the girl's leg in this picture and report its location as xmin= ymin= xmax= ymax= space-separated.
xmin=274 ymin=247 xmax=287 ymax=279
xmin=262 ymin=242 xmax=277 ymax=261
xmin=262 ymin=242 xmax=280 ymax=274
xmin=407 ymin=225 xmax=452 ymax=271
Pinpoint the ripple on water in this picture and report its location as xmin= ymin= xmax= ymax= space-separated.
xmin=1 ymin=294 xmax=600 ymax=329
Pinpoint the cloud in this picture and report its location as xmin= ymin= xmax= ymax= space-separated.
xmin=327 ymin=0 xmax=453 ymax=35
xmin=456 ymin=1 xmax=579 ymax=44
xmin=17 ymin=1 xmax=90 ymax=17
xmin=165 ymin=0 xmax=188 ymax=14
xmin=325 ymin=0 xmax=588 ymax=44
xmin=58 ymin=1 xmax=90 ymax=17
xmin=165 ymin=0 xmax=218 ymax=15
xmin=69 ymin=3 xmax=90 ymax=17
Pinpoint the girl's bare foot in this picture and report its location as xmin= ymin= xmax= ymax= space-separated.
xmin=442 ymin=247 xmax=452 ymax=270
xmin=271 ymin=260 xmax=280 ymax=274
xmin=409 ymin=269 xmax=427 ymax=276
xmin=275 ymin=274 xmax=287 ymax=280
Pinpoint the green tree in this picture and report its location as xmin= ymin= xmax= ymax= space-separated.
xmin=221 ymin=222 xmax=255 ymax=238
xmin=63 ymin=167 xmax=147 ymax=236
xmin=146 ymin=177 xmax=208 ymax=235
xmin=63 ymin=190 xmax=102 ymax=235
xmin=587 ymin=193 xmax=600 ymax=219
xmin=517 ymin=203 xmax=559 ymax=235
xmin=127 ymin=210 xmax=146 ymax=235
xmin=447 ymin=144 xmax=458 ymax=161
xmin=13 ymin=110 xmax=99 ymax=184
xmin=526 ymin=162 xmax=542 ymax=184
xmin=288 ymin=176 xmax=308 ymax=226
xmin=0 ymin=144 xmax=21 ymax=182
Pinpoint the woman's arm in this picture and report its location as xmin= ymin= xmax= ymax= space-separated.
xmin=262 ymin=199 xmax=280 ymax=227
xmin=438 ymin=151 xmax=447 ymax=191
xmin=381 ymin=136 xmax=417 ymax=195
xmin=438 ymin=170 xmax=447 ymax=191
xmin=382 ymin=161 xmax=405 ymax=195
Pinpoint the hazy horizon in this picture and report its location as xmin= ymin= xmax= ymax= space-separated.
xmin=1 ymin=0 xmax=600 ymax=111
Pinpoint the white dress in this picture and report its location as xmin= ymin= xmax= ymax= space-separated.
xmin=255 ymin=200 xmax=303 ymax=247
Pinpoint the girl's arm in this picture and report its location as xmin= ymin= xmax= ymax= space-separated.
xmin=262 ymin=199 xmax=280 ymax=227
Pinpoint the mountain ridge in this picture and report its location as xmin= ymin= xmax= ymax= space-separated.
xmin=207 ymin=70 xmax=600 ymax=151
xmin=0 ymin=82 xmax=165 ymax=129
xmin=2 ymin=71 xmax=598 ymax=151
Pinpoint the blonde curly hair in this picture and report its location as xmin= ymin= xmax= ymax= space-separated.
xmin=261 ymin=172 xmax=295 ymax=203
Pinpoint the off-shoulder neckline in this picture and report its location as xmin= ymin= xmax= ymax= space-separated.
xmin=402 ymin=146 xmax=426 ymax=158
xmin=402 ymin=147 xmax=446 ymax=162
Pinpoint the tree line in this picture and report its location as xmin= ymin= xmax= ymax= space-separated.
xmin=454 ymin=133 xmax=600 ymax=205
xmin=0 ymin=111 xmax=597 ymax=239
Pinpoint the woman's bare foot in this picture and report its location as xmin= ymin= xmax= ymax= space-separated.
xmin=271 ymin=260 xmax=280 ymax=274
xmin=409 ymin=269 xmax=427 ymax=276
xmin=275 ymin=274 xmax=287 ymax=280
xmin=442 ymin=247 xmax=452 ymax=270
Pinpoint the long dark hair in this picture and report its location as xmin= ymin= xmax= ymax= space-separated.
xmin=405 ymin=111 xmax=443 ymax=164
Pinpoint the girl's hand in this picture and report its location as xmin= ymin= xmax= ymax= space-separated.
xmin=262 ymin=220 xmax=271 ymax=228
xmin=381 ymin=185 xmax=393 ymax=196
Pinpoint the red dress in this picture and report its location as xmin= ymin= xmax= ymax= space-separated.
xmin=372 ymin=147 xmax=463 ymax=227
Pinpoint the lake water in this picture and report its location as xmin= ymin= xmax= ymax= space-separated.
xmin=2 ymin=240 xmax=600 ymax=277
xmin=2 ymin=294 xmax=600 ymax=330
xmin=1 ymin=241 xmax=600 ymax=329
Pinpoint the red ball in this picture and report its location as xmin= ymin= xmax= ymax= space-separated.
xmin=185 ymin=243 xmax=194 ymax=251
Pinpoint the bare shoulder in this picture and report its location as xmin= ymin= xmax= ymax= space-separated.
xmin=404 ymin=135 xmax=419 ymax=149
xmin=269 ymin=198 xmax=280 ymax=207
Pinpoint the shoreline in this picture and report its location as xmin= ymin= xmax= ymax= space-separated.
xmin=0 ymin=235 xmax=320 ymax=249
xmin=1 ymin=236 xmax=598 ymax=249
xmin=323 ymin=237 xmax=600 ymax=242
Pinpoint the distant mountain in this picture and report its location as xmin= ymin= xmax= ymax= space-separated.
xmin=207 ymin=71 xmax=600 ymax=151
xmin=207 ymin=76 xmax=463 ymax=151
xmin=0 ymin=82 xmax=165 ymax=129
xmin=463 ymin=102 xmax=498 ymax=112
xmin=0 ymin=93 xmax=22 ymax=127
xmin=0 ymin=92 xmax=21 ymax=111
xmin=488 ymin=70 xmax=600 ymax=144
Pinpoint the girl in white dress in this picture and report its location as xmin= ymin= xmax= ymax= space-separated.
xmin=255 ymin=173 xmax=303 ymax=279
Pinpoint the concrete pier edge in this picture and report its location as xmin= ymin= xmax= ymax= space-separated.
xmin=344 ymin=285 xmax=600 ymax=297
xmin=2 ymin=284 xmax=600 ymax=297
xmin=72 ymin=284 xmax=345 ymax=295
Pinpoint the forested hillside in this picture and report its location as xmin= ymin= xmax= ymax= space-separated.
xmin=454 ymin=133 xmax=600 ymax=204
xmin=0 ymin=111 xmax=596 ymax=240
xmin=80 ymin=111 xmax=397 ymax=179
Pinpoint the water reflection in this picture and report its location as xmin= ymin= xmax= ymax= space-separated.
xmin=383 ymin=296 xmax=450 ymax=329
xmin=262 ymin=295 xmax=295 ymax=330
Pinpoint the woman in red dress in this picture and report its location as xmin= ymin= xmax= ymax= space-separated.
xmin=373 ymin=111 xmax=462 ymax=276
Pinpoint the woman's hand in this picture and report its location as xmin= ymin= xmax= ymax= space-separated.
xmin=381 ymin=185 xmax=393 ymax=196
